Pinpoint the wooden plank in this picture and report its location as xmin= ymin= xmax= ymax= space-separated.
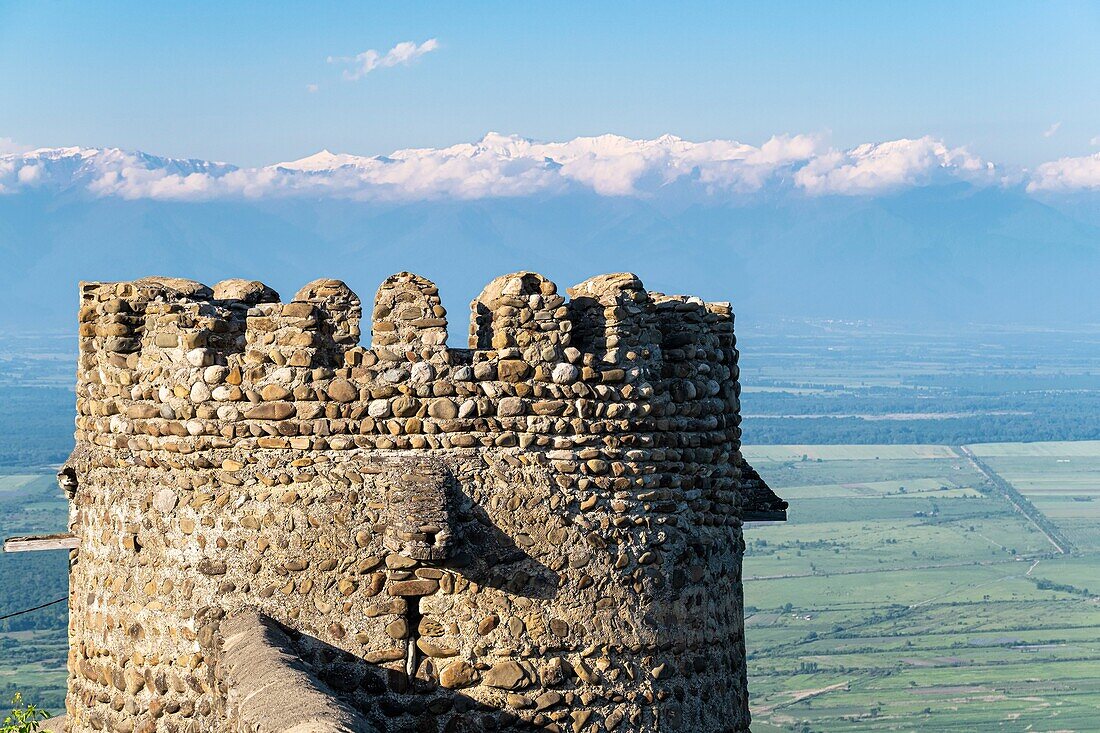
xmin=4 ymin=533 xmax=80 ymax=553
xmin=743 ymin=510 xmax=787 ymax=523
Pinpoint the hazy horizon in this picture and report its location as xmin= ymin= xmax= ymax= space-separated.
xmin=3 ymin=5 xmax=1100 ymax=732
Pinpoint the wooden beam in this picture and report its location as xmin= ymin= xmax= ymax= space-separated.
xmin=4 ymin=533 xmax=80 ymax=553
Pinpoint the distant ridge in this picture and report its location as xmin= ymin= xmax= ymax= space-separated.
xmin=1 ymin=134 xmax=1099 ymax=330
xmin=2 ymin=132 xmax=996 ymax=200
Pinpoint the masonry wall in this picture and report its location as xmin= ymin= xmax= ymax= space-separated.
xmin=64 ymin=271 xmax=750 ymax=733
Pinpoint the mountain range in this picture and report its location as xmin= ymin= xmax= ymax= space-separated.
xmin=1 ymin=134 xmax=1098 ymax=332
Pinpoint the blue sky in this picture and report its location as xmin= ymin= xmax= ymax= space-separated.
xmin=1 ymin=1 xmax=1099 ymax=167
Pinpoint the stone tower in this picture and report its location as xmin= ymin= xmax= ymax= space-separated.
xmin=59 ymin=271 xmax=786 ymax=733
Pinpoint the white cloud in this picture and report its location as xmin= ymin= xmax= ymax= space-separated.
xmin=17 ymin=164 xmax=41 ymax=183
xmin=793 ymin=137 xmax=994 ymax=195
xmin=510 ymin=133 xmax=825 ymax=196
xmin=328 ymin=39 xmax=439 ymax=81
xmin=306 ymin=84 xmax=319 ymax=94
xmin=1090 ymin=135 xmax=1100 ymax=146
xmin=0 ymin=146 xmax=239 ymax=200
xmin=271 ymin=132 xmax=831 ymax=199
xmin=0 ymin=137 xmax=30 ymax=155
xmin=0 ymin=132 xmax=1006 ymax=201
xmin=1028 ymin=152 xmax=1100 ymax=192
xmin=1043 ymin=122 xmax=1062 ymax=138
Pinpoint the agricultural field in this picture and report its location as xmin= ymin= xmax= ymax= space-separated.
xmin=744 ymin=442 xmax=1100 ymax=732
xmin=971 ymin=442 xmax=1100 ymax=553
xmin=1 ymin=327 xmax=1099 ymax=725
xmin=737 ymin=324 xmax=1100 ymax=446
xmin=0 ymin=472 xmax=70 ymax=711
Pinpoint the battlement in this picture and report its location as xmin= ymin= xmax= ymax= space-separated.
xmin=78 ymin=270 xmax=734 ymax=369
xmin=76 ymin=272 xmax=742 ymax=460
xmin=60 ymin=269 xmax=783 ymax=733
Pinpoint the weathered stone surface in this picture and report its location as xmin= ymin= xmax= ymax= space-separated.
xmin=153 ymin=489 xmax=178 ymax=513
xmin=197 ymin=559 xmax=227 ymax=576
xmin=327 ymin=379 xmax=358 ymax=403
xmin=416 ymin=639 xmax=458 ymax=658
xmin=260 ymin=384 xmax=291 ymax=401
xmin=551 ymin=362 xmax=579 ymax=384
xmin=392 ymin=394 xmax=419 ymax=417
xmin=59 ymin=271 xmax=781 ymax=733
xmin=40 ymin=717 xmax=67 ymax=733
xmin=497 ymin=359 xmax=530 ymax=382
xmin=478 ymin=614 xmax=499 ymax=635
xmin=483 ymin=661 xmax=529 ymax=690
xmin=439 ymin=660 xmax=479 ymax=689
xmin=427 ymin=398 xmax=457 ymax=419
xmin=534 ymin=691 xmax=562 ymax=711
xmin=212 ymin=279 xmax=279 ymax=304
xmin=244 ymin=402 xmax=295 ymax=420
xmin=384 ymin=618 xmax=408 ymax=640
xmin=497 ymin=397 xmax=524 ymax=417
xmin=220 ymin=612 xmax=376 ymax=732
xmin=387 ymin=579 xmax=439 ymax=596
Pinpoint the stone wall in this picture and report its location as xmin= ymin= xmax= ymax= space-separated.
xmin=63 ymin=271 xmax=759 ymax=733
xmin=220 ymin=611 xmax=375 ymax=733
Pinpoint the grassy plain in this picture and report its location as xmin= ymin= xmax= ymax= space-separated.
xmin=2 ymin=326 xmax=1099 ymax=724
xmin=738 ymin=324 xmax=1100 ymax=446
xmin=0 ymin=472 xmax=70 ymax=711
xmin=744 ymin=442 xmax=1100 ymax=732
xmin=972 ymin=445 xmax=1100 ymax=554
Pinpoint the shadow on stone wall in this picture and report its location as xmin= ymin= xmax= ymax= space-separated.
xmin=446 ymin=483 xmax=560 ymax=602
xmin=229 ymin=613 xmax=561 ymax=732
xmin=378 ymin=457 xmax=560 ymax=601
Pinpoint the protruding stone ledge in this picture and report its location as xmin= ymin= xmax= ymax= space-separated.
xmin=41 ymin=716 xmax=67 ymax=733
xmin=220 ymin=611 xmax=378 ymax=733
xmin=739 ymin=459 xmax=789 ymax=522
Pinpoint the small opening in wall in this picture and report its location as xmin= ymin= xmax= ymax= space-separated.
xmin=404 ymin=598 xmax=422 ymax=682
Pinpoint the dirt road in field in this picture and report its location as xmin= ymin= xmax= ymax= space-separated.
xmin=955 ymin=446 xmax=1074 ymax=555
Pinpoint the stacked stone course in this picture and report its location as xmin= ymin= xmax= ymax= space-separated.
xmin=62 ymin=270 xmax=784 ymax=733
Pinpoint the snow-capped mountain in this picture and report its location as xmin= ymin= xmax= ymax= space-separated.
xmin=1 ymin=133 xmax=1099 ymax=331
xmin=0 ymin=147 xmax=236 ymax=197
xmin=263 ymin=131 xmax=1002 ymax=198
xmin=1 ymin=133 xmax=1009 ymax=202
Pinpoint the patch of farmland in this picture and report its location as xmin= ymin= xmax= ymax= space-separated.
xmin=746 ymin=456 xmax=985 ymax=490
xmin=968 ymin=441 xmax=1100 ymax=458
xmin=970 ymin=445 xmax=1100 ymax=553
xmin=746 ymin=442 xmax=1100 ymax=732
xmin=745 ymin=444 xmax=959 ymax=461
xmin=777 ymin=477 xmax=980 ymax=499
xmin=0 ymin=474 xmax=46 ymax=496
